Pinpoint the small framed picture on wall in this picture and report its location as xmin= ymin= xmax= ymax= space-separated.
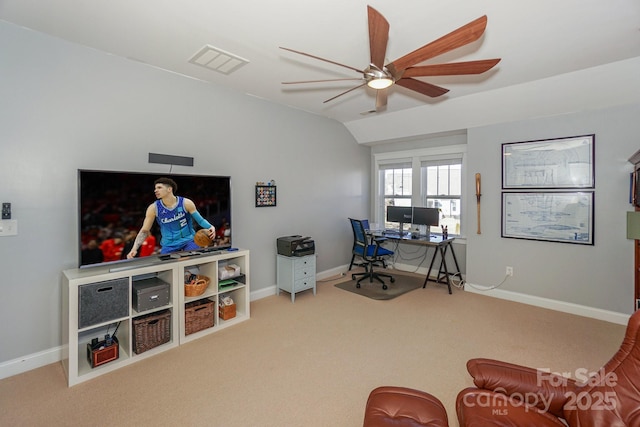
xmin=255 ymin=185 xmax=277 ymax=207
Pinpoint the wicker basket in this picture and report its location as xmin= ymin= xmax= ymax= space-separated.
xmin=133 ymin=309 xmax=171 ymax=354
xmin=185 ymin=299 xmax=215 ymax=335
xmin=184 ymin=275 xmax=210 ymax=297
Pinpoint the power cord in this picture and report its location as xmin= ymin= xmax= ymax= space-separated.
xmin=317 ymin=272 xmax=348 ymax=283
xmin=465 ymin=273 xmax=510 ymax=291
xmin=386 ymin=240 xmax=429 ymax=273
xmin=448 ymin=272 xmax=465 ymax=290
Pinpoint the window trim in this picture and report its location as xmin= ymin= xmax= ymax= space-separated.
xmin=373 ymin=144 xmax=467 ymax=236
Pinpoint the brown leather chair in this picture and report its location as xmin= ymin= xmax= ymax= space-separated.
xmin=363 ymin=386 xmax=449 ymax=427
xmin=456 ymin=309 xmax=640 ymax=426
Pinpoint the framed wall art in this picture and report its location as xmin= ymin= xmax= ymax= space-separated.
xmin=502 ymin=135 xmax=595 ymax=189
xmin=501 ymin=191 xmax=594 ymax=245
xmin=255 ymin=185 xmax=277 ymax=207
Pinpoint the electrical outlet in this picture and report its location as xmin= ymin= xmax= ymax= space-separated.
xmin=0 ymin=220 xmax=18 ymax=236
xmin=506 ymin=266 xmax=513 ymax=276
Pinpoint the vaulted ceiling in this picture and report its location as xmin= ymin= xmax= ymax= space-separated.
xmin=1 ymin=1 xmax=639 ymax=135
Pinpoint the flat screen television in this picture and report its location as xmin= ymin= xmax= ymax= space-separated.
xmin=78 ymin=170 xmax=231 ymax=268
xmin=411 ymin=207 xmax=440 ymax=227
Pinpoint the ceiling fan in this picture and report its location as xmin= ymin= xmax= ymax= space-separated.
xmin=280 ymin=6 xmax=501 ymax=113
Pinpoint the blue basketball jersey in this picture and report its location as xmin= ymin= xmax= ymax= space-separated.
xmin=155 ymin=196 xmax=195 ymax=252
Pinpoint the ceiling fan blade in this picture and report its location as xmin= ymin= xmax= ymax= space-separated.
xmin=403 ymin=58 xmax=501 ymax=77
xmin=282 ymin=78 xmax=364 ymax=84
xmin=389 ymin=15 xmax=488 ymax=72
xmin=395 ymin=78 xmax=449 ymax=98
xmin=376 ymin=88 xmax=388 ymax=111
xmin=367 ymin=6 xmax=390 ymax=70
xmin=323 ymin=82 xmax=367 ymax=103
xmin=280 ymin=46 xmax=364 ymax=74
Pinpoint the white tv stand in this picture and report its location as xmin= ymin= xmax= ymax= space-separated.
xmin=62 ymin=249 xmax=250 ymax=386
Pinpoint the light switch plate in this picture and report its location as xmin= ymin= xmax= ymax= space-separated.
xmin=0 ymin=220 xmax=18 ymax=236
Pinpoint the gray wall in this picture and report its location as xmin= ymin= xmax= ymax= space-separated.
xmin=0 ymin=21 xmax=370 ymax=363
xmin=466 ymin=103 xmax=640 ymax=315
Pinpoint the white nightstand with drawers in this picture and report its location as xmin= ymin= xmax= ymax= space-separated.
xmin=276 ymin=254 xmax=316 ymax=302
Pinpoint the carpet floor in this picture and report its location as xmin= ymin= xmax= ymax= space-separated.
xmin=0 ymin=272 xmax=627 ymax=426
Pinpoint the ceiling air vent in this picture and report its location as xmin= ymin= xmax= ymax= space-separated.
xmin=188 ymin=45 xmax=249 ymax=75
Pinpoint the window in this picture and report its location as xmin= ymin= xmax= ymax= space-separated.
xmin=422 ymin=160 xmax=462 ymax=234
xmin=374 ymin=145 xmax=466 ymax=235
xmin=379 ymin=161 xmax=412 ymax=230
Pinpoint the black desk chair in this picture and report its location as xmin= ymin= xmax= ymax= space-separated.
xmin=349 ymin=218 xmax=395 ymax=290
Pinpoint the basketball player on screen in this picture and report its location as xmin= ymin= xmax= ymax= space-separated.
xmin=127 ymin=177 xmax=215 ymax=258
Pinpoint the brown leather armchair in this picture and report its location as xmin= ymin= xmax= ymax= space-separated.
xmin=363 ymin=386 xmax=449 ymax=427
xmin=456 ymin=309 xmax=640 ymax=426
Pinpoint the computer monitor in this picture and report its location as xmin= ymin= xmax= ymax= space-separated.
xmin=386 ymin=206 xmax=413 ymax=233
xmin=412 ymin=207 xmax=440 ymax=227
xmin=386 ymin=206 xmax=413 ymax=223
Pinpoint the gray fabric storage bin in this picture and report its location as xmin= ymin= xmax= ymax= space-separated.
xmin=78 ymin=278 xmax=129 ymax=328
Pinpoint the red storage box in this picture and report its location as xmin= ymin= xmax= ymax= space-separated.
xmin=87 ymin=336 xmax=119 ymax=368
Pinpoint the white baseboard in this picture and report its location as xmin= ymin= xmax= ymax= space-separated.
xmin=393 ymin=263 xmax=628 ymax=326
xmin=317 ymin=265 xmax=349 ymax=280
xmin=0 ymin=346 xmax=63 ymax=380
xmin=464 ymin=282 xmax=630 ymax=325
xmin=249 ymin=265 xmax=348 ymax=302
xmin=250 ymin=285 xmax=276 ymax=301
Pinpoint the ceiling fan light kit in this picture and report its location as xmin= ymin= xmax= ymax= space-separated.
xmin=365 ymin=67 xmax=394 ymax=89
xmin=280 ymin=5 xmax=501 ymax=113
xmin=367 ymin=77 xmax=393 ymax=90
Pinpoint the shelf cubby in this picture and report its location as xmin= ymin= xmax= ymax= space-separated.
xmin=63 ymin=249 xmax=250 ymax=386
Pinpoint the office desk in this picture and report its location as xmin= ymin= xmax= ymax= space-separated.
xmin=375 ymin=232 xmax=460 ymax=294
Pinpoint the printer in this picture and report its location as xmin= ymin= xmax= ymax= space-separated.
xmin=277 ymin=235 xmax=315 ymax=257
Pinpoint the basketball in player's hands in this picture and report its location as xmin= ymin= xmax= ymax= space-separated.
xmin=194 ymin=229 xmax=212 ymax=247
